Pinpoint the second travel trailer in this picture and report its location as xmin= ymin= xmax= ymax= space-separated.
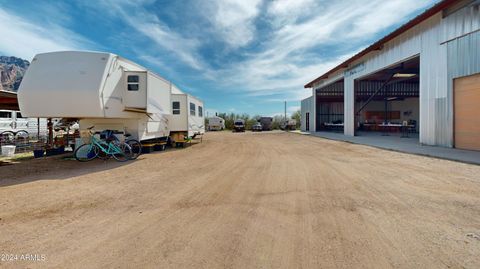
xmin=170 ymin=85 xmax=205 ymax=143
xmin=18 ymin=51 xmax=203 ymax=145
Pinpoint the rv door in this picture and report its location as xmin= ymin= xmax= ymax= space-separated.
xmin=124 ymin=72 xmax=147 ymax=110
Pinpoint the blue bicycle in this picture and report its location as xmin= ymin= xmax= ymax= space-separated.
xmin=74 ymin=127 xmax=132 ymax=162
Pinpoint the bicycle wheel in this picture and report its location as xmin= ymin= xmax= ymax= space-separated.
xmin=112 ymin=142 xmax=132 ymax=162
xmin=74 ymin=144 xmax=99 ymax=162
xmin=126 ymin=139 xmax=142 ymax=159
xmin=96 ymin=145 xmax=110 ymax=160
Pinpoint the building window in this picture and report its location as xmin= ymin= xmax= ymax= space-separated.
xmin=172 ymin=101 xmax=180 ymax=115
xmin=190 ymin=102 xmax=196 ymax=116
xmin=127 ymin=75 xmax=139 ymax=91
xmin=198 ymin=106 xmax=203 ymax=117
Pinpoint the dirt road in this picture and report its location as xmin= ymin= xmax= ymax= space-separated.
xmin=1 ymin=131 xmax=480 ymax=268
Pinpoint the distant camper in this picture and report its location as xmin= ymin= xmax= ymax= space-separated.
xmin=207 ymin=116 xmax=225 ymax=131
xmin=233 ymin=119 xmax=245 ymax=132
xmin=170 ymin=85 xmax=205 ymax=139
xmin=259 ymin=117 xmax=273 ymax=131
xmin=281 ymin=119 xmax=297 ymax=130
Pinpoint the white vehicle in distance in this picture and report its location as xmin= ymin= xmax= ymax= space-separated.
xmin=0 ymin=109 xmax=47 ymax=138
xmin=233 ymin=119 xmax=245 ymax=132
xmin=207 ymin=116 xmax=225 ymax=131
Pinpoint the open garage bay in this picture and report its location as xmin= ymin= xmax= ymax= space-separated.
xmin=1 ymin=131 xmax=480 ymax=268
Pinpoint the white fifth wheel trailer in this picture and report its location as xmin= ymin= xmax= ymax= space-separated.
xmin=170 ymin=85 xmax=205 ymax=141
xmin=18 ymin=51 xmax=172 ymax=142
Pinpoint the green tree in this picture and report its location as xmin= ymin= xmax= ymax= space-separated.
xmin=272 ymin=115 xmax=285 ymax=129
xmin=291 ymin=110 xmax=301 ymax=129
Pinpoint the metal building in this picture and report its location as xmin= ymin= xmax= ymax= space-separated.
xmin=301 ymin=0 xmax=480 ymax=151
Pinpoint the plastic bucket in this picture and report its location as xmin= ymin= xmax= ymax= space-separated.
xmin=1 ymin=145 xmax=16 ymax=157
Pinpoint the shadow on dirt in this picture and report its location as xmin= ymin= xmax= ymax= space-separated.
xmin=0 ymin=153 xmax=140 ymax=188
xmin=0 ymin=140 xmax=206 ymax=188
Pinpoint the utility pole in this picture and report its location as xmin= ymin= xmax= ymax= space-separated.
xmin=284 ymin=101 xmax=287 ymax=122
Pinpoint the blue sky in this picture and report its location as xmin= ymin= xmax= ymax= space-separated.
xmin=0 ymin=0 xmax=438 ymax=117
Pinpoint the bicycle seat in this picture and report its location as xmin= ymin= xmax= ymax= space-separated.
xmin=125 ymin=134 xmax=132 ymax=137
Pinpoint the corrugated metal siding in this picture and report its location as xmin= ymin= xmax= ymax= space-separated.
xmin=308 ymin=4 xmax=479 ymax=146
xmin=300 ymin=96 xmax=314 ymax=132
xmin=419 ymin=15 xmax=449 ymax=146
xmin=447 ymin=29 xmax=480 ymax=145
xmin=313 ymin=71 xmax=344 ymax=89
xmin=442 ymin=2 xmax=480 ymax=42
xmin=344 ymin=79 xmax=355 ymax=135
xmin=447 ymin=30 xmax=480 ymax=77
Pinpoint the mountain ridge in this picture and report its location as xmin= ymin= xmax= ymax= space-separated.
xmin=0 ymin=56 xmax=30 ymax=92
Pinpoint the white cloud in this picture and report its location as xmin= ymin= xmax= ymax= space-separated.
xmin=134 ymin=22 xmax=203 ymax=70
xmin=209 ymin=0 xmax=436 ymax=101
xmin=267 ymin=0 xmax=316 ymax=26
xmin=0 ymin=9 xmax=92 ymax=60
xmin=90 ymin=0 xmax=206 ymax=70
xmin=288 ymin=105 xmax=300 ymax=113
xmin=205 ymin=0 xmax=263 ymax=48
xmin=68 ymin=0 xmax=436 ymax=106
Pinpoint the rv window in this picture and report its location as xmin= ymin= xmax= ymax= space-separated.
xmin=127 ymin=75 xmax=139 ymax=91
xmin=127 ymin=76 xmax=139 ymax=83
xmin=128 ymin=84 xmax=139 ymax=91
xmin=0 ymin=112 xmax=12 ymax=118
xmin=172 ymin=101 xmax=180 ymax=115
xmin=198 ymin=106 xmax=203 ymax=117
xmin=190 ymin=103 xmax=196 ymax=116
xmin=16 ymin=112 xmax=24 ymax=118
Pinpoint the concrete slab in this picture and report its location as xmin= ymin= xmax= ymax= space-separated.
xmin=303 ymin=131 xmax=480 ymax=165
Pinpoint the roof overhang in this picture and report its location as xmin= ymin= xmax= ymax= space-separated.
xmin=304 ymin=0 xmax=457 ymax=88
xmin=0 ymin=90 xmax=19 ymax=110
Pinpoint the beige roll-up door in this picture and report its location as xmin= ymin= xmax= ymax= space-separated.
xmin=454 ymin=73 xmax=480 ymax=151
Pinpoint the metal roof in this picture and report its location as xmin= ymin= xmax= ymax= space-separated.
xmin=304 ymin=0 xmax=457 ymax=88
xmin=0 ymin=90 xmax=18 ymax=110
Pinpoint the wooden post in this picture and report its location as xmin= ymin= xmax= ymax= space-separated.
xmin=37 ymin=118 xmax=40 ymax=140
xmin=47 ymin=118 xmax=53 ymax=147
xmin=66 ymin=125 xmax=70 ymax=151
